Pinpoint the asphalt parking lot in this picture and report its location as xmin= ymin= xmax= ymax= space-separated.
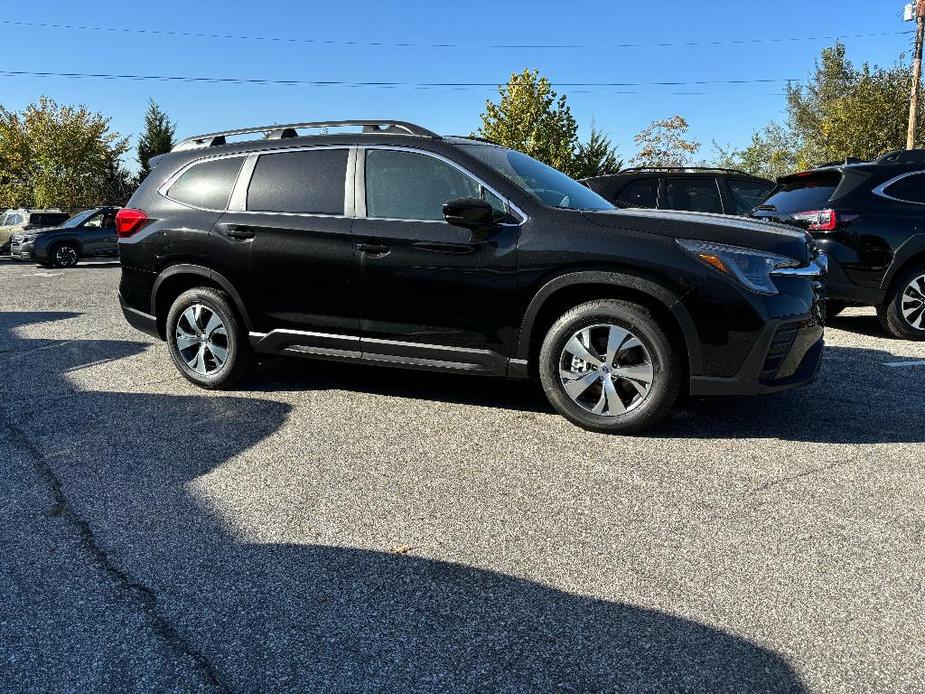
xmin=1 ymin=257 xmax=923 ymax=693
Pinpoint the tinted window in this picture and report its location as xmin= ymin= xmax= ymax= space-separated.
xmin=29 ymin=213 xmax=68 ymax=226
xmin=615 ymin=178 xmax=658 ymax=209
xmin=884 ymin=173 xmax=925 ymax=204
xmin=168 ymin=157 xmax=244 ymax=210
xmin=760 ymin=171 xmax=841 ymax=214
xmin=460 ymin=145 xmax=613 ymax=211
xmin=727 ymin=179 xmax=775 ymax=214
xmin=247 ymin=149 xmax=347 ymax=214
xmin=366 ymin=149 xmax=481 ymax=220
xmin=663 ymin=178 xmax=723 ymax=213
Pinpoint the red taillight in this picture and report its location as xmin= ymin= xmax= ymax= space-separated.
xmin=793 ymin=208 xmax=838 ymax=232
xmin=115 ymin=208 xmax=148 ymax=238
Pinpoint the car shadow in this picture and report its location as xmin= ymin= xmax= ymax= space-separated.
xmin=1 ymin=310 xmax=807 ymax=693
xmin=826 ymin=311 xmax=889 ymax=339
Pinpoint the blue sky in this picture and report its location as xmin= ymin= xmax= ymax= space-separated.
xmin=0 ymin=1 xmax=915 ymax=170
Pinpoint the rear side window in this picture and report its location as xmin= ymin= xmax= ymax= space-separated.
xmin=29 ymin=213 xmax=68 ymax=226
xmin=883 ymin=173 xmax=925 ymax=204
xmin=615 ymin=178 xmax=658 ymax=209
xmin=365 ymin=149 xmax=481 ymax=221
xmin=247 ymin=149 xmax=348 ymax=215
xmin=727 ymin=179 xmax=775 ymax=215
xmin=167 ymin=157 xmax=244 ymax=210
xmin=663 ymin=178 xmax=723 ymax=214
xmin=761 ymin=171 xmax=842 ymax=213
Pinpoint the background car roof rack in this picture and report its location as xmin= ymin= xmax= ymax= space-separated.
xmin=173 ymin=120 xmax=441 ymax=152
xmin=875 ymin=149 xmax=925 ymax=164
xmin=615 ymin=166 xmax=754 ymax=176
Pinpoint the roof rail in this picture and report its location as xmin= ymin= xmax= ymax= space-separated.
xmin=813 ymin=156 xmax=868 ymax=168
xmin=617 ymin=166 xmax=754 ymax=176
xmin=173 ymin=120 xmax=440 ymax=152
xmin=875 ymin=149 xmax=925 ymax=164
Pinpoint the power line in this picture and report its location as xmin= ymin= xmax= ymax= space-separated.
xmin=0 ymin=69 xmax=801 ymax=92
xmin=0 ymin=19 xmax=913 ymax=51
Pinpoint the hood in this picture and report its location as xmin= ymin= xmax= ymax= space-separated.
xmin=25 ymin=225 xmax=67 ymax=237
xmin=581 ymin=208 xmax=812 ymax=262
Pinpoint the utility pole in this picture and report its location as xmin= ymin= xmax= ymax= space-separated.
xmin=907 ymin=0 xmax=925 ymax=149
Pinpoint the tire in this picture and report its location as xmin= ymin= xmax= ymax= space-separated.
xmin=538 ymin=300 xmax=681 ymax=434
xmin=166 ymin=287 xmax=253 ymax=389
xmin=877 ymin=265 xmax=925 ymax=341
xmin=49 ymin=242 xmax=79 ymax=268
xmin=825 ymin=300 xmax=848 ymax=319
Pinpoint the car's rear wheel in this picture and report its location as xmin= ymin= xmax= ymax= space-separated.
xmin=166 ymin=288 xmax=253 ymax=389
xmin=539 ymin=299 xmax=681 ymax=434
xmin=879 ymin=265 xmax=925 ymax=341
xmin=49 ymin=243 xmax=79 ymax=268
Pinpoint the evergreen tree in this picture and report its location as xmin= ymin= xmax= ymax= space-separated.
xmin=137 ymin=99 xmax=176 ymax=180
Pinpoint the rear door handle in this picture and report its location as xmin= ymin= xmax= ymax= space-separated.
xmin=355 ymin=242 xmax=390 ymax=257
xmin=224 ymin=225 xmax=255 ymax=240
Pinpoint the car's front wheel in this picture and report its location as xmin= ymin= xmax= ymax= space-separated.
xmin=878 ymin=265 xmax=925 ymax=341
xmin=539 ymin=299 xmax=681 ymax=434
xmin=166 ymin=287 xmax=253 ymax=389
xmin=49 ymin=243 xmax=80 ymax=268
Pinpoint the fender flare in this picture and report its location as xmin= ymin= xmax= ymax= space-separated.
xmin=514 ymin=270 xmax=702 ymax=373
xmin=151 ymin=264 xmax=253 ymax=331
xmin=882 ymin=233 xmax=925 ymax=291
xmin=45 ymin=236 xmax=85 ymax=257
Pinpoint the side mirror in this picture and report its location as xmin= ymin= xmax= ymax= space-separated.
xmin=443 ymin=197 xmax=497 ymax=231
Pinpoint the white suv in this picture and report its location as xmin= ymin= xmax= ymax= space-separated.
xmin=0 ymin=209 xmax=69 ymax=254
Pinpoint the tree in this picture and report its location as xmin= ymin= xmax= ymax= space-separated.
xmin=477 ymin=69 xmax=579 ymax=175
xmin=631 ymin=115 xmax=700 ymax=168
xmin=137 ymin=99 xmax=176 ymax=179
xmin=713 ymin=123 xmax=801 ymax=180
xmin=572 ymin=125 xmax=622 ymax=179
xmin=0 ymin=97 xmax=128 ymax=209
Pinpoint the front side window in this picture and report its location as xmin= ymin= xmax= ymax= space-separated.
xmin=663 ymin=178 xmax=723 ymax=214
xmin=727 ymin=179 xmax=775 ymax=215
xmin=366 ymin=149 xmax=483 ymax=221
xmin=615 ymin=178 xmax=658 ymax=209
xmin=167 ymin=156 xmax=245 ymax=210
xmin=883 ymin=173 xmax=925 ymax=204
xmin=247 ymin=149 xmax=348 ymax=215
xmin=82 ymin=213 xmax=105 ymax=229
xmin=460 ymin=145 xmax=613 ymax=211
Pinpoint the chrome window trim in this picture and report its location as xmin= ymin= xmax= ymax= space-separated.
xmin=872 ymin=169 xmax=925 ymax=206
xmin=359 ymin=145 xmax=528 ymax=225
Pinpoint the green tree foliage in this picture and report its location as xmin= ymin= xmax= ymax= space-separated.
xmin=718 ymin=42 xmax=925 ymax=177
xmin=0 ymin=97 xmax=128 ymax=209
xmin=137 ymin=99 xmax=176 ymax=180
xmin=631 ymin=115 xmax=700 ymax=167
xmin=572 ymin=125 xmax=622 ymax=179
xmin=478 ymin=69 xmax=579 ymax=175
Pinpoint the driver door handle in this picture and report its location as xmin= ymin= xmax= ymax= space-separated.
xmin=224 ymin=225 xmax=255 ymax=240
xmin=356 ymin=242 xmax=390 ymax=257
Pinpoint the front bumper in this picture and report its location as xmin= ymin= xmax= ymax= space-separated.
xmin=9 ymin=238 xmax=33 ymax=260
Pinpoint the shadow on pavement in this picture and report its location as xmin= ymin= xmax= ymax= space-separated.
xmin=0 ymin=310 xmax=807 ymax=693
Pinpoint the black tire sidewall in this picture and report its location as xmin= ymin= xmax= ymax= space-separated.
xmin=539 ymin=300 xmax=680 ymax=434
xmin=166 ymin=288 xmax=249 ymax=389
xmin=882 ymin=266 xmax=925 ymax=341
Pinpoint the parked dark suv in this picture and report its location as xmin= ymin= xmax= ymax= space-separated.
xmin=10 ymin=207 xmax=120 ymax=267
xmin=751 ymin=149 xmax=925 ymax=340
xmin=583 ymin=168 xmax=775 ymax=217
xmin=117 ymin=120 xmax=826 ymax=433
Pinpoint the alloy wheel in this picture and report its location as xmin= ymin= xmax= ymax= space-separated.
xmin=901 ymin=273 xmax=925 ymax=330
xmin=55 ymin=245 xmax=78 ymax=267
xmin=558 ymin=323 xmax=654 ymax=417
xmin=175 ymin=304 xmax=229 ymax=375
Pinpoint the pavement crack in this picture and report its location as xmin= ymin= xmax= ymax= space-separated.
xmin=752 ymin=457 xmax=856 ymax=493
xmin=1 ymin=407 xmax=231 ymax=693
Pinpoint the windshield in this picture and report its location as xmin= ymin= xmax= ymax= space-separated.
xmin=758 ymin=171 xmax=842 ymax=214
xmin=62 ymin=209 xmax=99 ymax=228
xmin=460 ymin=145 xmax=614 ymax=211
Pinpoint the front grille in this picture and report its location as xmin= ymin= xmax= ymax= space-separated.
xmin=761 ymin=322 xmax=801 ymax=380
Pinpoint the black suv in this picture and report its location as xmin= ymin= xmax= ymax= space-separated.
xmin=117 ymin=120 xmax=825 ymax=434
xmin=751 ymin=150 xmax=925 ymax=340
xmin=582 ymin=168 xmax=775 ymax=217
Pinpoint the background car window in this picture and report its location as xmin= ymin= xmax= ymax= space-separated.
xmin=82 ymin=213 xmax=104 ymax=229
xmin=7 ymin=213 xmax=23 ymax=225
xmin=168 ymin=157 xmax=244 ymax=210
xmin=615 ymin=178 xmax=658 ymax=209
xmin=366 ymin=149 xmax=481 ymax=220
xmin=728 ymin=179 xmax=775 ymax=214
xmin=760 ymin=171 xmax=841 ymax=213
xmin=247 ymin=149 xmax=348 ymax=215
xmin=29 ymin=213 xmax=68 ymax=226
xmin=883 ymin=173 xmax=925 ymax=204
xmin=663 ymin=178 xmax=723 ymax=213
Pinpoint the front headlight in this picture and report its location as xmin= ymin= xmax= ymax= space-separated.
xmin=677 ymin=239 xmax=799 ymax=295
